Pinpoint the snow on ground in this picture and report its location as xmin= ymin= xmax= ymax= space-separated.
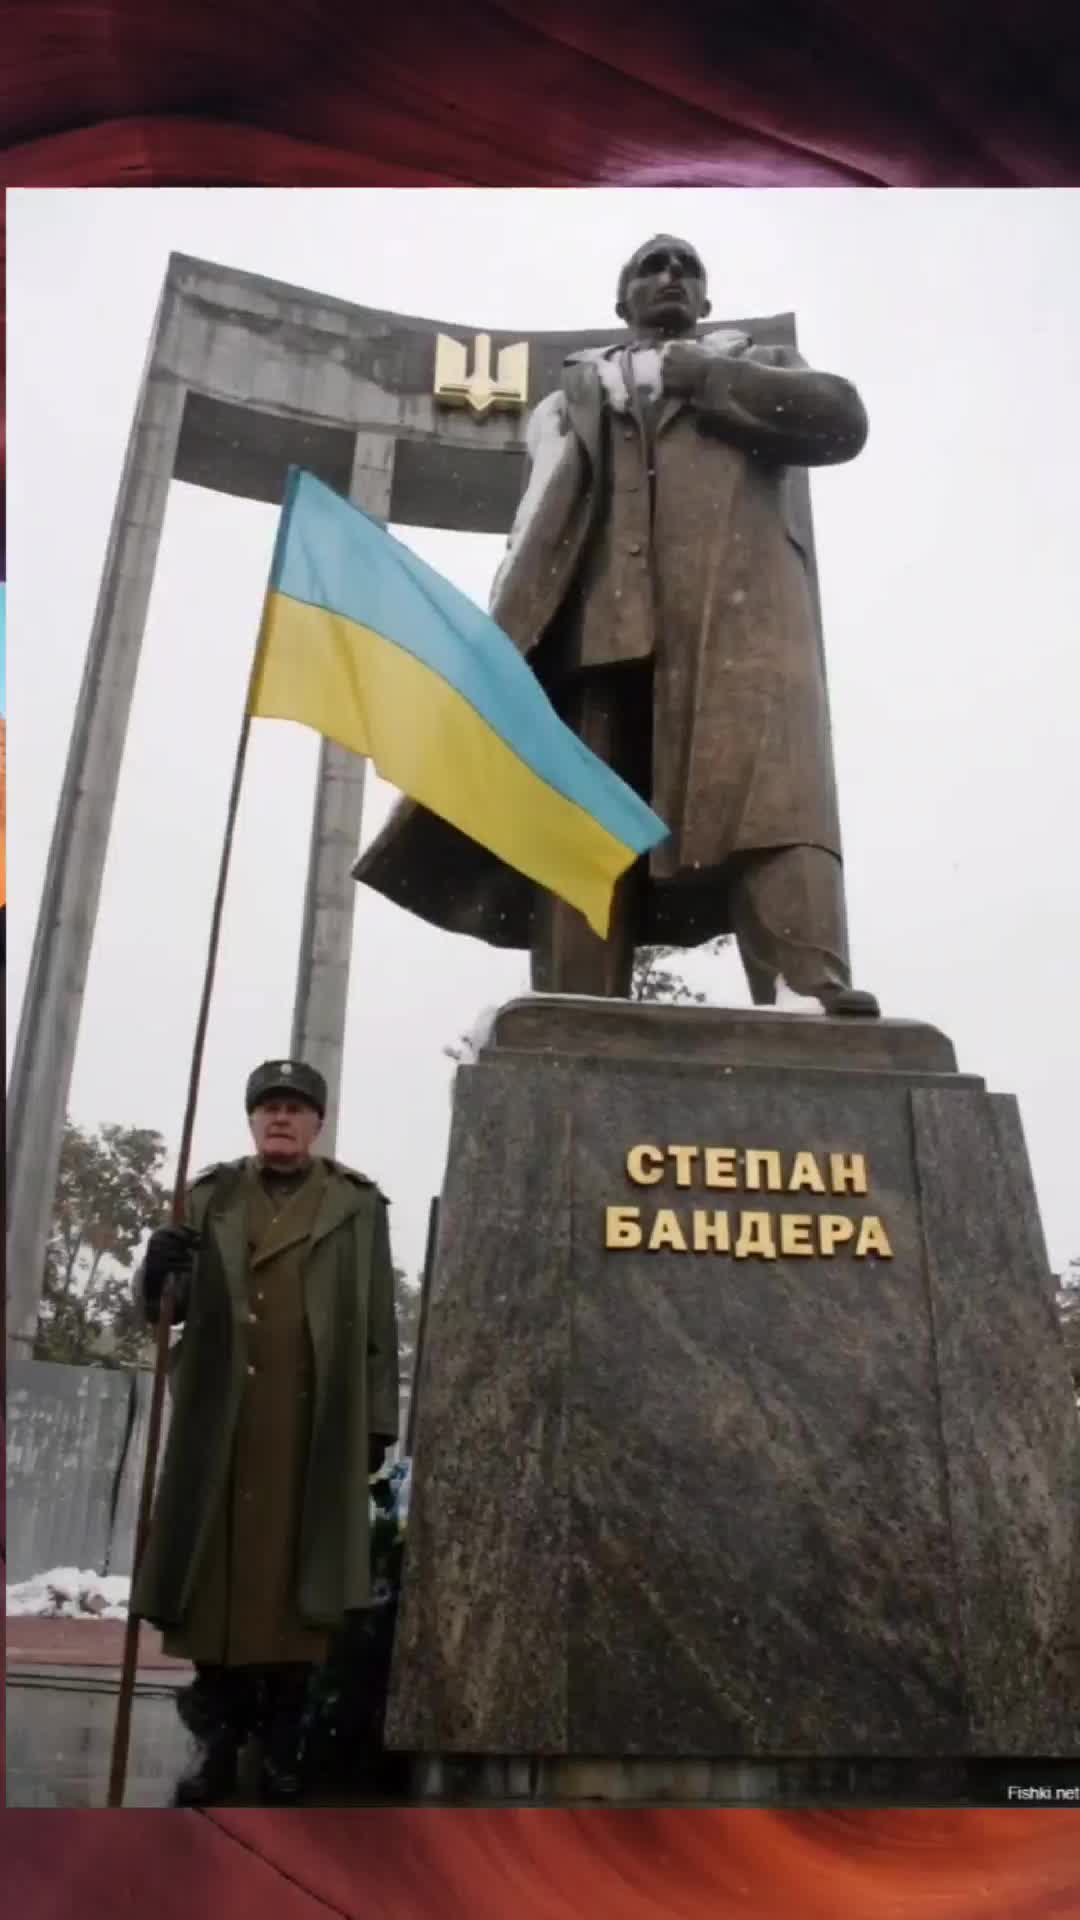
xmin=7 ymin=1568 xmax=130 ymax=1620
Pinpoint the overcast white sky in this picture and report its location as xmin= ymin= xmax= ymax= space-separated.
xmin=7 ymin=188 xmax=1079 ymax=1283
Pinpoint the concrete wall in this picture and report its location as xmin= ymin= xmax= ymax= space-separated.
xmin=6 ymin=1667 xmax=188 ymax=1810
xmin=6 ymin=1356 xmax=163 ymax=1582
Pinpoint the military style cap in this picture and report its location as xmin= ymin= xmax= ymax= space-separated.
xmin=245 ymin=1058 xmax=327 ymax=1117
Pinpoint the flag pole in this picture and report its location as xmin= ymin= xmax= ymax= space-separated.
xmin=106 ymin=707 xmax=253 ymax=1806
xmin=106 ymin=471 xmax=300 ymax=1806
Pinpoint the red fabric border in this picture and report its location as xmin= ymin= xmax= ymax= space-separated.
xmin=4 ymin=1 xmax=1080 ymax=1909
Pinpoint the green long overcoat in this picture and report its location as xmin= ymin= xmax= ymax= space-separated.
xmin=132 ymin=1157 xmax=399 ymax=1640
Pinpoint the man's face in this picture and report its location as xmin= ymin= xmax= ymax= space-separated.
xmin=249 ymin=1094 xmax=322 ymax=1166
xmin=619 ymin=240 xmax=709 ymax=337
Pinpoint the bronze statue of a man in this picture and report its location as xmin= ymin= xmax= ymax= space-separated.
xmin=355 ymin=235 xmax=877 ymax=1015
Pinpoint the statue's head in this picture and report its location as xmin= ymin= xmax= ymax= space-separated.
xmin=615 ymin=235 xmax=711 ymax=336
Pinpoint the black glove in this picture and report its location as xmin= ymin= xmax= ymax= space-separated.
xmin=143 ymin=1224 xmax=200 ymax=1319
xmin=368 ymin=1436 xmax=390 ymax=1476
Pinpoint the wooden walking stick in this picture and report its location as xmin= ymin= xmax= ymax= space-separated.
xmin=106 ymin=712 xmax=253 ymax=1807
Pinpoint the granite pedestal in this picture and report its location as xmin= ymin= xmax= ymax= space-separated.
xmin=388 ymin=999 xmax=1080 ymax=1793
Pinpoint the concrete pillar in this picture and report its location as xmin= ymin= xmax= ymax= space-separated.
xmin=6 ymin=289 xmax=185 ymax=1357
xmin=289 ymin=433 xmax=396 ymax=1153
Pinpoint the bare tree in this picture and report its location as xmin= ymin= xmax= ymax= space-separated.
xmin=1056 ymin=1258 xmax=1080 ymax=1401
xmin=630 ymin=936 xmax=729 ymax=1005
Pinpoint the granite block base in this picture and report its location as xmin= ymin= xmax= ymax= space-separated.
xmin=388 ymin=999 xmax=1080 ymax=1762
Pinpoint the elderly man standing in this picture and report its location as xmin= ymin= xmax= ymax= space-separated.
xmin=355 ymin=234 xmax=877 ymax=1016
xmin=132 ymin=1058 xmax=399 ymax=1807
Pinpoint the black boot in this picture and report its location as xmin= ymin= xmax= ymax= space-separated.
xmin=257 ymin=1666 xmax=312 ymax=1805
xmin=258 ymin=1723 xmax=307 ymax=1805
xmin=173 ymin=1727 xmax=240 ymax=1808
xmin=173 ymin=1665 xmax=256 ymax=1807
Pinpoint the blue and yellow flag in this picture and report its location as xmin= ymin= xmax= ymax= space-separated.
xmin=249 ymin=469 xmax=668 ymax=937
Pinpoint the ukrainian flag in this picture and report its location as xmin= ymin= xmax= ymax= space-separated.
xmin=249 ymin=470 xmax=668 ymax=937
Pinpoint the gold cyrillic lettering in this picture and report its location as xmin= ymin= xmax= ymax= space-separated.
xmin=779 ymin=1213 xmax=814 ymax=1256
xmin=744 ymin=1149 xmax=783 ymax=1192
xmin=606 ymin=1205 xmax=643 ymax=1248
xmin=692 ymin=1209 xmax=731 ymax=1252
xmin=818 ymin=1214 xmax=856 ymax=1254
xmin=829 ymin=1152 xmax=868 ymax=1195
xmin=704 ymin=1147 xmax=738 ymax=1189
xmin=667 ymin=1145 xmax=700 ymax=1188
xmin=627 ymin=1145 xmax=665 ymax=1185
xmin=734 ymin=1212 xmax=778 ymax=1259
xmin=855 ymin=1215 xmax=894 ymax=1259
xmin=788 ymin=1150 xmax=827 ymax=1194
xmin=648 ymin=1208 xmax=688 ymax=1252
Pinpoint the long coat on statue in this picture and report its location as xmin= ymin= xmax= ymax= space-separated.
xmin=131 ymin=1157 xmax=399 ymax=1665
xmin=353 ymin=331 xmax=868 ymax=947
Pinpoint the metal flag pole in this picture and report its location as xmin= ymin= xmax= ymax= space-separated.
xmin=106 ymin=471 xmax=300 ymax=1806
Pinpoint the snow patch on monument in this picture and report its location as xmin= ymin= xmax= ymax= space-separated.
xmin=443 ymin=1002 xmax=501 ymax=1066
xmin=773 ymin=977 xmax=826 ymax=1015
xmin=490 ymin=329 xmax=752 ymax=607
xmin=489 ymin=390 xmax=569 ymax=605
xmin=572 ymin=347 xmax=630 ymax=412
xmin=699 ymin=328 xmax=751 ymax=359
xmin=629 ymin=346 xmax=662 ymax=400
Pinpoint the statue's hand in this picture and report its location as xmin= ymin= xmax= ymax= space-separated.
xmin=660 ymin=341 xmax=713 ymax=397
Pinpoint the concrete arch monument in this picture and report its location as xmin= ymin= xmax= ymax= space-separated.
xmin=7 ymin=250 xmax=806 ymax=1353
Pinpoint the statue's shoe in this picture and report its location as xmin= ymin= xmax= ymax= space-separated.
xmin=818 ymin=986 xmax=880 ymax=1019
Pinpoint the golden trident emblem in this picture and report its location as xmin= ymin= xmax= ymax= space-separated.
xmin=434 ymin=332 xmax=530 ymax=417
